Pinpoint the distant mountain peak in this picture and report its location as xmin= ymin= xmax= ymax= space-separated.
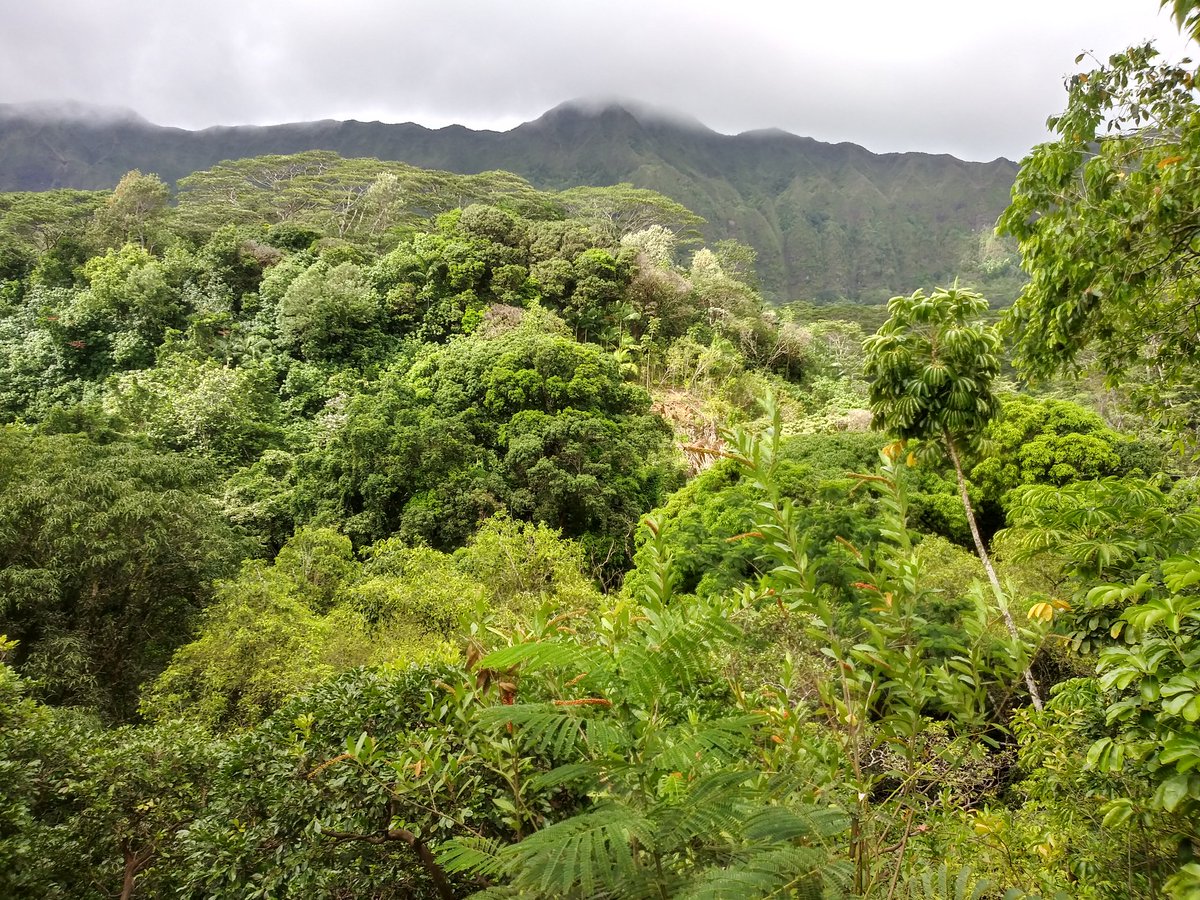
xmin=531 ymin=98 xmax=714 ymax=133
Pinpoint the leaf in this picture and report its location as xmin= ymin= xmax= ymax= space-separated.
xmin=1156 ymin=772 xmax=1191 ymax=812
xmin=1100 ymin=797 xmax=1134 ymax=828
xmin=436 ymin=836 xmax=506 ymax=877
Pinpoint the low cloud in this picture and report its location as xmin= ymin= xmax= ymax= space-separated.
xmin=0 ymin=1 xmax=1190 ymax=160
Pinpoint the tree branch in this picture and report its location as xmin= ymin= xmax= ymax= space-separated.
xmin=321 ymin=827 xmax=457 ymax=900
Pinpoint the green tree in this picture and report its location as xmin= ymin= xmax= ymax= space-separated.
xmin=55 ymin=244 xmax=184 ymax=373
xmin=91 ymin=170 xmax=171 ymax=252
xmin=996 ymin=17 xmax=1200 ymax=890
xmin=1003 ymin=478 xmax=1200 ymax=896
xmin=277 ymin=259 xmax=382 ymax=361
xmin=0 ymin=429 xmax=244 ymax=719
xmin=558 ymin=184 xmax=705 ymax=245
xmin=863 ymin=286 xmax=1043 ymax=708
xmin=1161 ymin=0 xmax=1200 ymax=41
xmin=299 ymin=320 xmax=679 ymax=569
xmin=725 ymin=408 xmax=1037 ymax=893
xmin=437 ymin=513 xmax=852 ymax=898
xmin=0 ymin=189 xmax=104 ymax=261
xmin=143 ymin=526 xmax=467 ymax=729
xmin=173 ymin=664 xmax=474 ymax=899
xmin=970 ymin=395 xmax=1158 ymax=509
xmin=997 ymin=40 xmax=1200 ymax=434
xmin=103 ymin=352 xmax=283 ymax=466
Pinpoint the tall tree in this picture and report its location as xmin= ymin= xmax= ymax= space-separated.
xmin=863 ymin=286 xmax=1043 ymax=709
xmin=92 ymin=170 xmax=170 ymax=251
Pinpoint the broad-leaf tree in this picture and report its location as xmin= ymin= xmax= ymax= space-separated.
xmin=997 ymin=40 xmax=1200 ymax=432
xmin=996 ymin=14 xmax=1200 ymax=889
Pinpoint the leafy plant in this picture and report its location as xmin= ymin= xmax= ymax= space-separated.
xmin=864 ymin=285 xmax=1043 ymax=708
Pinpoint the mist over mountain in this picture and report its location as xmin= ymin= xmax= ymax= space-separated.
xmin=0 ymin=99 xmax=1019 ymax=301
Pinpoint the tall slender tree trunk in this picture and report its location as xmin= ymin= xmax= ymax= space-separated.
xmin=943 ymin=431 xmax=1043 ymax=711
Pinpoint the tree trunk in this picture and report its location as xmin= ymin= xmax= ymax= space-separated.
xmin=121 ymin=858 xmax=136 ymax=900
xmin=943 ymin=431 xmax=1043 ymax=711
xmin=120 ymin=845 xmax=151 ymax=900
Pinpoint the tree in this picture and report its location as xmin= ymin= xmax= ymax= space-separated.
xmin=970 ymin=395 xmax=1157 ymax=510
xmin=1162 ymin=0 xmax=1200 ymax=41
xmin=0 ymin=190 xmax=104 ymax=259
xmin=997 ymin=41 xmax=1200 ymax=431
xmin=56 ymin=244 xmax=185 ymax=374
xmin=174 ymin=152 xmax=559 ymax=242
xmin=0 ymin=428 xmax=245 ymax=719
xmin=173 ymin=664 xmax=475 ymax=899
xmin=863 ymin=286 xmax=1043 ymax=708
xmin=996 ymin=16 xmax=1200 ymax=890
xmin=437 ymin=513 xmax=852 ymax=898
xmin=63 ymin=719 xmax=215 ymax=900
xmin=277 ymin=260 xmax=382 ymax=361
xmin=298 ymin=320 xmax=679 ymax=570
xmin=92 ymin=170 xmax=170 ymax=252
xmin=557 ymin=184 xmax=705 ymax=245
xmin=143 ymin=528 xmax=469 ymax=730
xmin=103 ymin=353 xmax=283 ymax=467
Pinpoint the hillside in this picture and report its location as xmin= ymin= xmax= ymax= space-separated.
xmin=0 ymin=99 xmax=1019 ymax=302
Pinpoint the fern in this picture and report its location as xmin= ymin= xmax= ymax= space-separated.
xmin=497 ymin=803 xmax=655 ymax=898
xmin=613 ymin=608 xmax=737 ymax=705
xmin=740 ymin=804 xmax=849 ymax=843
xmin=656 ymin=770 xmax=762 ymax=851
xmin=445 ymin=464 xmax=852 ymax=899
xmin=527 ymin=761 xmax=605 ymax=792
xmin=478 ymin=640 xmax=608 ymax=675
xmin=900 ymin=864 xmax=991 ymax=900
xmin=682 ymin=846 xmax=849 ymax=900
xmin=649 ymin=714 xmax=764 ymax=771
xmin=479 ymin=703 xmax=593 ymax=758
xmin=436 ymin=835 xmax=507 ymax=879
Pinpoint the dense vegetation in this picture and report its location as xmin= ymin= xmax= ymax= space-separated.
xmin=3 ymin=6 xmax=1200 ymax=897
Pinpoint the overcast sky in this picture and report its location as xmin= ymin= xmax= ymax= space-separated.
xmin=0 ymin=1 xmax=1193 ymax=161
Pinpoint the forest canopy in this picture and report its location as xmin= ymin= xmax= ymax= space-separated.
xmin=4 ymin=7 xmax=1200 ymax=897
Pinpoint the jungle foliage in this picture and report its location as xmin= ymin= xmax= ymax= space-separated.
xmin=4 ymin=7 xmax=1200 ymax=896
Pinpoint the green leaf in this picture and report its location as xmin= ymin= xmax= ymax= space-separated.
xmin=1156 ymin=772 xmax=1192 ymax=812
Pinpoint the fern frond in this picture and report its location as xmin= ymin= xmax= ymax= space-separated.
xmin=651 ymin=714 xmax=764 ymax=771
xmin=680 ymin=845 xmax=843 ymax=900
xmin=741 ymin=804 xmax=850 ymax=843
xmin=528 ymin=761 xmax=606 ymax=792
xmin=657 ymin=770 xmax=759 ymax=851
xmin=900 ymin=863 xmax=991 ymax=900
xmin=616 ymin=613 xmax=734 ymax=702
xmin=478 ymin=641 xmax=609 ymax=675
xmin=499 ymin=803 xmax=655 ymax=898
xmin=477 ymin=702 xmax=592 ymax=757
xmin=581 ymin=716 xmax=626 ymax=756
xmin=435 ymin=835 xmax=506 ymax=878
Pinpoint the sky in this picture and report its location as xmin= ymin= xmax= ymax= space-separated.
xmin=0 ymin=1 xmax=1193 ymax=161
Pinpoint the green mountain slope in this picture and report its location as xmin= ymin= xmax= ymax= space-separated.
xmin=0 ymin=100 xmax=1019 ymax=301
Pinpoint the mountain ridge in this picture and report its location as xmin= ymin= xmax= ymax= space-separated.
xmin=0 ymin=99 xmax=1020 ymax=301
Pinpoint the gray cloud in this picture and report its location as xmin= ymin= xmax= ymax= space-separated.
xmin=0 ymin=1 xmax=1191 ymax=160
